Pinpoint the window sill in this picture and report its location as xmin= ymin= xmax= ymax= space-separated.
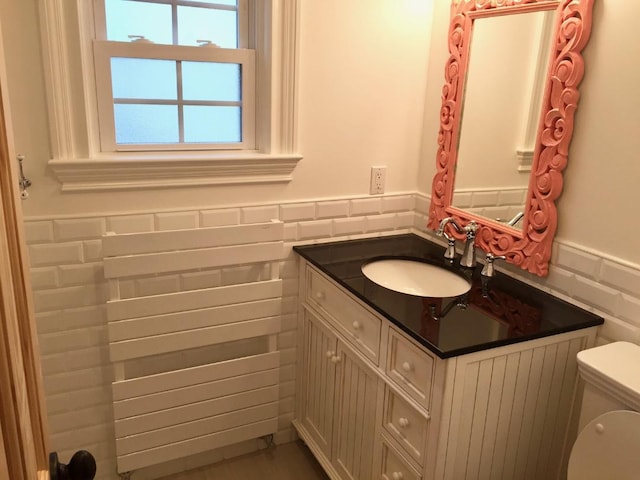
xmin=49 ymin=152 xmax=303 ymax=192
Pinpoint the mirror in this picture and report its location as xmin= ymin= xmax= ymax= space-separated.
xmin=428 ymin=0 xmax=595 ymax=276
xmin=452 ymin=10 xmax=555 ymax=231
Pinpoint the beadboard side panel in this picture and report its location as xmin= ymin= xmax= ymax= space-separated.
xmin=441 ymin=329 xmax=597 ymax=480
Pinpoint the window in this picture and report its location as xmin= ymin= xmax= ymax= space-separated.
xmin=93 ymin=0 xmax=255 ymax=152
xmin=39 ymin=0 xmax=301 ymax=190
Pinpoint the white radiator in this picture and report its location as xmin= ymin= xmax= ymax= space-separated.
xmin=102 ymin=221 xmax=284 ymax=474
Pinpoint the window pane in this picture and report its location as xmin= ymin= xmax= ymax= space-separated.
xmin=182 ymin=62 xmax=240 ymax=102
xmin=111 ymin=58 xmax=177 ymax=100
xmin=114 ymin=104 xmax=179 ymax=144
xmin=177 ymin=6 xmax=238 ymax=47
xmin=183 ymin=106 xmax=241 ymax=143
xmin=105 ymin=0 xmax=173 ymax=44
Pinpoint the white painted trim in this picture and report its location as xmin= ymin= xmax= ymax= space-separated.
xmin=515 ymin=11 xmax=554 ymax=174
xmin=49 ymin=152 xmax=302 ymax=191
xmin=515 ymin=148 xmax=533 ymax=172
xmin=38 ymin=0 xmax=302 ymax=190
xmin=92 ymin=41 xmax=256 ymax=152
xmin=38 ymin=0 xmax=78 ymax=161
xmin=278 ymin=0 xmax=301 ymax=154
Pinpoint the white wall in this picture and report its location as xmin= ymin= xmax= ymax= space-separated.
xmin=4 ymin=0 xmax=640 ymax=478
xmin=0 ymin=0 xmax=434 ymax=218
xmin=419 ymin=0 xmax=640 ymax=266
xmin=0 ymin=1 xmax=435 ymax=478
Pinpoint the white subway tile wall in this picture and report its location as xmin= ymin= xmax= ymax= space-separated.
xmin=451 ymin=191 xmax=473 ymax=208
xmin=452 ymin=188 xmax=528 ymax=224
xmin=470 ymin=191 xmax=501 ymax=208
xmin=107 ymin=214 xmax=155 ymax=234
xmin=350 ymin=197 xmax=382 ymax=216
xmin=24 ymin=220 xmax=55 ymax=243
xmin=241 ymin=205 xmax=279 ymax=224
xmin=556 ymin=243 xmax=601 ymax=279
xmin=279 ymin=203 xmax=316 ymax=222
xmin=23 ymin=193 xmax=640 ymax=479
xmin=155 ymin=211 xmax=200 ymax=231
xmin=333 ymin=216 xmax=367 ymax=237
xmin=365 ymin=213 xmax=399 ymax=232
xmin=297 ymin=219 xmax=333 ymax=240
xmin=381 ymin=194 xmax=414 ymax=213
xmin=54 ymin=218 xmax=107 ymax=241
xmin=316 ymin=200 xmax=349 ymax=219
xmin=29 ymin=243 xmax=84 ymax=266
xmin=199 ymin=208 xmax=241 ymax=227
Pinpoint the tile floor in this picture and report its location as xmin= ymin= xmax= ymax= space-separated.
xmin=159 ymin=442 xmax=329 ymax=480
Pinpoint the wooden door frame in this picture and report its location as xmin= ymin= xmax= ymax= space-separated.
xmin=0 ymin=38 xmax=50 ymax=480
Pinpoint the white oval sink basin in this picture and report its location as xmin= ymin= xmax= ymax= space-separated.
xmin=361 ymin=259 xmax=471 ymax=298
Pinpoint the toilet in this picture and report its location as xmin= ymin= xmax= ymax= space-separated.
xmin=567 ymin=341 xmax=640 ymax=480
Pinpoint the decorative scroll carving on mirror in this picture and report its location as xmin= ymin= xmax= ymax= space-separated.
xmin=428 ymin=0 xmax=595 ymax=276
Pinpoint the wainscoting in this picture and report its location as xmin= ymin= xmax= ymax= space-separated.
xmin=23 ymin=192 xmax=640 ymax=479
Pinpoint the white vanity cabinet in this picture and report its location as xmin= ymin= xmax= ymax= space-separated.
xmin=300 ymin=309 xmax=381 ymax=479
xmin=294 ymin=260 xmax=598 ymax=480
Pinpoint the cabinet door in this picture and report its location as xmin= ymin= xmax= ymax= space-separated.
xmin=332 ymin=343 xmax=380 ymax=480
xmin=301 ymin=311 xmax=339 ymax=460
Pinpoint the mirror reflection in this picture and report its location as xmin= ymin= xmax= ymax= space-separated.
xmin=452 ymin=10 xmax=555 ymax=231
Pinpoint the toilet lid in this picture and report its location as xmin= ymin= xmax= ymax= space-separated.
xmin=568 ymin=410 xmax=640 ymax=480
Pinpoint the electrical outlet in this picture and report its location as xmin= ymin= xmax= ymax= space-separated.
xmin=370 ymin=166 xmax=386 ymax=195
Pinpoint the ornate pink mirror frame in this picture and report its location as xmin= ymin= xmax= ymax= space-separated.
xmin=427 ymin=0 xmax=594 ymax=277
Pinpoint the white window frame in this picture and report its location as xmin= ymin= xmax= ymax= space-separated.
xmin=93 ymin=41 xmax=256 ymax=152
xmin=38 ymin=0 xmax=301 ymax=191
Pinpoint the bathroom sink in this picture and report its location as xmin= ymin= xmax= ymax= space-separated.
xmin=361 ymin=258 xmax=471 ymax=298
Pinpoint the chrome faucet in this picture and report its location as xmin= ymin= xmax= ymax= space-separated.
xmin=481 ymin=252 xmax=506 ymax=297
xmin=481 ymin=253 xmax=506 ymax=278
xmin=436 ymin=217 xmax=478 ymax=268
xmin=506 ymin=212 xmax=524 ymax=227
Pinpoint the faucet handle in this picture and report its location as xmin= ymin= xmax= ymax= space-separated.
xmin=481 ymin=253 xmax=506 ymax=278
xmin=442 ymin=232 xmax=457 ymax=260
xmin=464 ymin=220 xmax=478 ymax=238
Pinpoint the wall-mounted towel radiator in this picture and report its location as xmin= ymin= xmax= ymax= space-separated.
xmin=102 ymin=221 xmax=284 ymax=474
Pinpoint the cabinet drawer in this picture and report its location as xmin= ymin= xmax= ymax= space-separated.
xmin=386 ymin=329 xmax=435 ymax=410
xmin=380 ymin=438 xmax=422 ymax=480
xmin=383 ymin=387 xmax=429 ymax=466
xmin=306 ymin=267 xmax=381 ymax=364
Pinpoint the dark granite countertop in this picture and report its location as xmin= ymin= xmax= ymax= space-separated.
xmin=294 ymin=234 xmax=603 ymax=359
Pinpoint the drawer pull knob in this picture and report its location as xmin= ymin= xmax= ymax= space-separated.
xmin=331 ymin=355 xmax=341 ymax=364
xmin=326 ymin=350 xmax=336 ymax=359
xmin=352 ymin=321 xmax=361 ymax=330
xmin=401 ymin=361 xmax=412 ymax=373
xmin=398 ymin=417 xmax=410 ymax=428
xmin=391 ymin=473 xmax=404 ymax=480
xmin=315 ymin=291 xmax=326 ymax=301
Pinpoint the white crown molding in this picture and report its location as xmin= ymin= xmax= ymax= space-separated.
xmin=49 ymin=153 xmax=302 ymax=191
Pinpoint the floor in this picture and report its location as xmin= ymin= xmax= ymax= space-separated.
xmin=160 ymin=442 xmax=329 ymax=480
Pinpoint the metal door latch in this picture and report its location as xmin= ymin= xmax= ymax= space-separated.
xmin=17 ymin=154 xmax=31 ymax=199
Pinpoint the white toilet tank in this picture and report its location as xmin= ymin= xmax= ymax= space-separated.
xmin=575 ymin=341 xmax=640 ymax=430
xmin=567 ymin=341 xmax=640 ymax=480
